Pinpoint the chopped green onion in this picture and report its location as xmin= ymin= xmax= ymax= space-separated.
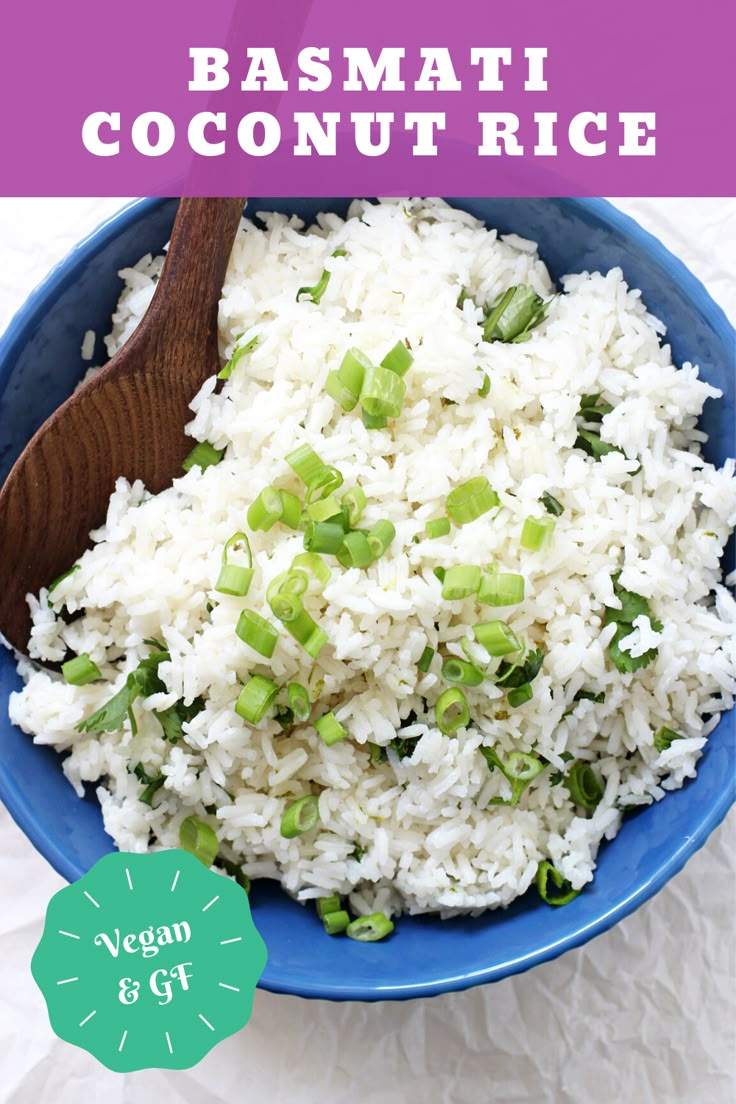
xmin=483 ymin=285 xmax=548 ymax=344
xmin=182 ymin=441 xmax=224 ymax=473
xmin=340 ymin=530 xmax=373 ymax=569
xmin=284 ymin=607 xmax=328 ymax=658
xmin=139 ymin=772 xmax=165 ymax=807
xmin=288 ymin=683 xmax=311 ymax=722
xmin=322 ymin=909 xmax=350 ymax=935
xmin=425 ymin=517 xmax=451 ymax=539
xmin=304 ymin=520 xmax=345 ymax=555
xmin=235 ymin=610 xmax=279 ymax=658
xmin=473 ymin=620 xmax=521 ymax=657
xmin=247 ymin=486 xmax=284 ymax=532
xmin=342 ymin=486 xmax=367 ymax=527
xmin=477 ymin=572 xmax=525 ymax=607
xmin=362 ymin=410 xmax=388 ymax=430
xmin=48 ymin=562 xmax=81 ymax=596
xmin=654 ymin=725 xmax=683 ymax=753
xmin=483 ymin=747 xmax=545 ymax=805
xmin=267 ymin=588 xmax=302 ymax=624
xmin=296 ymin=248 xmax=345 ymax=305
xmin=361 ymin=365 xmax=406 ymax=419
xmin=540 ymin=491 xmax=564 ymax=517
xmin=446 ymin=477 xmax=499 ymax=525
xmin=433 ymin=567 xmax=446 ymax=584
xmin=218 ymin=857 xmax=251 ymax=893
xmin=317 ymin=894 xmax=341 ymax=919
xmin=477 ymin=369 xmax=491 ymax=397
xmin=507 ymin=683 xmax=533 ymax=707
xmin=280 ymin=794 xmax=319 ymax=838
xmin=179 ymin=816 xmax=218 ymax=867
xmin=215 ymin=532 xmax=254 ymax=596
xmin=346 ymin=912 xmax=394 ymax=942
xmin=306 ymin=494 xmax=342 ymax=523
xmin=435 ymin=687 xmax=470 ymax=735
xmin=278 ymin=489 xmax=302 ymax=529
xmin=368 ymin=742 xmax=384 ymax=765
xmin=441 ymin=657 xmax=484 ymax=686
xmin=521 ymin=515 xmax=556 ymax=552
xmin=289 ymin=553 xmax=328 ymax=587
xmin=566 ymin=761 xmax=604 ymax=809
xmin=366 ymin=520 xmax=396 ymax=560
xmin=218 ymin=334 xmax=258 ymax=380
xmin=62 ymin=653 xmax=101 ymax=686
xmin=316 ymin=711 xmax=348 ymax=746
xmin=417 ymin=646 xmax=435 ymax=673
xmin=441 ymin=564 xmax=481 ymax=601
xmin=380 ymin=340 xmax=413 ymax=377
xmin=326 ymin=347 xmax=371 ymax=411
xmin=235 ymin=675 xmax=279 ymax=724
xmin=536 ymin=861 xmax=581 ymax=907
xmin=286 ymin=443 xmax=329 ymax=488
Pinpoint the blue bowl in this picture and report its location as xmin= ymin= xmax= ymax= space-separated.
xmin=1 ymin=198 xmax=734 ymax=1001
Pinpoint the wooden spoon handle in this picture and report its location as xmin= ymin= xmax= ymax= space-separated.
xmin=137 ymin=197 xmax=247 ymax=370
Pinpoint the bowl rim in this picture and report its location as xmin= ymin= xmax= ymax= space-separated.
xmin=0 ymin=196 xmax=734 ymax=1002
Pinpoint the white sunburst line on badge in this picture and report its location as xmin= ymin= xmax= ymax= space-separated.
xmin=165 ymin=1031 xmax=173 ymax=1054
xmin=171 ymin=869 xmax=181 ymax=892
xmin=56 ymin=977 xmax=79 ymax=985
xmin=198 ymin=1013 xmax=215 ymax=1032
xmin=201 ymin=895 xmax=219 ymax=912
xmin=78 ymin=1010 xmax=97 ymax=1027
xmin=218 ymin=982 xmax=240 ymax=992
xmin=118 ymin=1030 xmax=128 ymax=1052
xmin=219 ymin=937 xmax=242 ymax=945
xmin=125 ymin=868 xmax=133 ymax=891
xmin=83 ymin=891 xmax=100 ymax=908
xmin=58 ymin=930 xmax=80 ymax=940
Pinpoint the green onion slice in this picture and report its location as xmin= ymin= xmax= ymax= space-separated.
xmin=435 ymin=687 xmax=470 ymax=735
xmin=380 ymin=340 xmax=413 ymax=377
xmin=218 ymin=334 xmax=258 ymax=380
xmin=179 ymin=816 xmax=219 ymax=867
xmin=304 ymin=520 xmax=345 ymax=555
xmin=653 ymin=725 xmax=684 ymax=753
xmin=361 ymin=365 xmax=406 ymax=419
xmin=285 ymin=607 xmax=328 ymax=658
xmin=317 ymin=894 xmax=341 ymax=919
xmin=345 ymin=912 xmax=395 ymax=942
xmin=323 ymin=909 xmax=351 ymax=935
xmin=441 ymin=657 xmax=484 ymax=686
xmin=477 ymin=572 xmax=525 ymax=607
xmin=296 ymin=248 xmax=345 ymax=305
xmin=248 ymin=486 xmax=284 ymax=532
xmin=235 ymin=609 xmax=279 ymax=658
xmin=521 ymin=514 xmax=556 ymax=552
xmin=536 ymin=861 xmax=581 ymax=907
xmin=366 ymin=520 xmax=396 ymax=560
xmin=306 ymin=494 xmax=342 ymax=523
xmin=62 ymin=653 xmax=101 ymax=686
xmin=340 ymin=530 xmax=373 ymax=569
xmin=473 ymin=620 xmax=521 ymax=657
xmin=342 ymin=486 xmax=367 ymax=527
xmin=280 ymin=794 xmax=320 ymax=838
xmin=477 ymin=369 xmax=491 ymax=397
xmin=182 ymin=441 xmax=224 ymax=473
xmin=291 ymin=552 xmax=331 ymax=585
xmin=288 ymin=683 xmax=311 ymax=722
xmin=417 ymin=646 xmax=435 ymax=673
xmin=316 ymin=711 xmax=348 ymax=746
xmin=565 ymin=761 xmax=604 ymax=809
xmin=326 ymin=347 xmax=371 ymax=412
xmin=483 ymin=285 xmax=548 ymax=344
xmin=215 ymin=532 xmax=254 ymax=596
xmin=235 ymin=675 xmax=279 ymax=725
xmin=425 ymin=517 xmax=451 ymax=539
xmin=48 ymin=562 xmax=81 ymax=596
xmin=441 ymin=565 xmax=481 ymax=601
xmin=446 ymin=477 xmax=499 ymax=525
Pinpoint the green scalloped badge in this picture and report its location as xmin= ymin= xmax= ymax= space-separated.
xmin=31 ymin=849 xmax=267 ymax=1072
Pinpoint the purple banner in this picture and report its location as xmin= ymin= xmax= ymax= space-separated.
xmin=1 ymin=0 xmax=733 ymax=196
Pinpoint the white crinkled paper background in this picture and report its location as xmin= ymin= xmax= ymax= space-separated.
xmin=0 ymin=198 xmax=734 ymax=1104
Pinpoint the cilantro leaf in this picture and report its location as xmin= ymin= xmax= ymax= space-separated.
xmin=608 ymin=624 xmax=659 ymax=674
xmin=76 ymin=647 xmax=170 ymax=734
xmin=495 ymin=647 xmax=545 ymax=689
xmin=154 ymin=696 xmax=205 ymax=744
xmin=604 ymin=576 xmax=661 ymax=674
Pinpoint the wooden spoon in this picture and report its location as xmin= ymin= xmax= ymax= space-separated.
xmin=0 ymin=196 xmax=247 ymax=654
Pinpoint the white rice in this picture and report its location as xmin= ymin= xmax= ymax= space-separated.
xmin=9 ymin=198 xmax=736 ymax=918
